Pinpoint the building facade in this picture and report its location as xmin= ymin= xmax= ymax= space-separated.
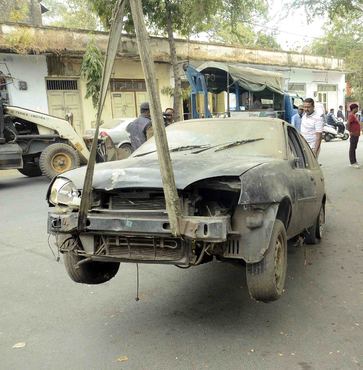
xmin=0 ymin=23 xmax=346 ymax=134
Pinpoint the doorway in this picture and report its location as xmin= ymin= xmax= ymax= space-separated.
xmin=46 ymin=79 xmax=83 ymax=134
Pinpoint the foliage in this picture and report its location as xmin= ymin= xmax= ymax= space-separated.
xmin=211 ymin=20 xmax=281 ymax=49
xmin=42 ymin=0 xmax=100 ymax=30
xmin=88 ymin=0 xmax=268 ymax=36
xmin=87 ymin=0 xmax=271 ymax=120
xmin=80 ymin=40 xmax=104 ymax=108
xmin=3 ymin=29 xmax=47 ymax=54
xmin=308 ymin=16 xmax=363 ymax=102
xmin=256 ymin=32 xmax=281 ymax=50
xmin=9 ymin=0 xmax=29 ymax=22
xmin=291 ymin=0 xmax=363 ymax=20
xmin=161 ymin=86 xmax=192 ymax=100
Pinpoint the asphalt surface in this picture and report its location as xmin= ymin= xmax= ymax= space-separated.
xmin=0 ymin=140 xmax=362 ymax=370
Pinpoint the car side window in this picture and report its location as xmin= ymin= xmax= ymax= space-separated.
xmin=287 ymin=127 xmax=307 ymax=169
xmin=300 ymin=137 xmax=319 ymax=169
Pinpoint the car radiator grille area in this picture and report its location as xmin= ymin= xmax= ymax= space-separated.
xmin=103 ymin=236 xmax=183 ymax=261
xmin=109 ymin=195 xmax=166 ymax=210
xmin=223 ymin=239 xmax=241 ymax=258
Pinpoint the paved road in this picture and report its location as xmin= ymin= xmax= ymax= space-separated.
xmin=0 ymin=140 xmax=362 ymax=370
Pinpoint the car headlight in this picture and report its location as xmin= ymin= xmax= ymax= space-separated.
xmin=49 ymin=177 xmax=81 ymax=208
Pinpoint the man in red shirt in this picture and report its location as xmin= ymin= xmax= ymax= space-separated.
xmin=347 ymin=103 xmax=360 ymax=168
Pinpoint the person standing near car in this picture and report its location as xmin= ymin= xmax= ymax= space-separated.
xmin=163 ymin=107 xmax=175 ymax=126
xmin=346 ymin=103 xmax=360 ymax=168
xmin=291 ymin=105 xmax=304 ymax=132
xmin=126 ymin=102 xmax=152 ymax=151
xmin=301 ymin=98 xmax=324 ymax=158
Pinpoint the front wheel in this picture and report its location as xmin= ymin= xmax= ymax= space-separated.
xmin=63 ymin=251 xmax=120 ymax=285
xmin=39 ymin=143 xmax=80 ymax=179
xmin=342 ymin=133 xmax=349 ymax=140
xmin=246 ymin=219 xmax=287 ymax=302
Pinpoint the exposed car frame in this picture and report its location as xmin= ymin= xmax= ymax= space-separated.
xmin=47 ymin=118 xmax=326 ymax=302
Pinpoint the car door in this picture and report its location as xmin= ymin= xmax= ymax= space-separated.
xmin=300 ymin=136 xmax=325 ymax=222
xmin=287 ymin=127 xmax=318 ymax=232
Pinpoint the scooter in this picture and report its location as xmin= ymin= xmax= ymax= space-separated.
xmin=323 ymin=122 xmax=349 ymax=142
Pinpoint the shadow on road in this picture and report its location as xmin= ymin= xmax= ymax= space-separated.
xmin=103 ymin=242 xmax=324 ymax=335
xmin=0 ymin=175 xmax=50 ymax=190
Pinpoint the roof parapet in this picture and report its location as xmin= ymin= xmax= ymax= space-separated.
xmin=0 ymin=23 xmax=345 ymax=71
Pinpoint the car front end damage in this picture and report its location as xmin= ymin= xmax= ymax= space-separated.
xmin=47 ymin=175 xmax=278 ymax=268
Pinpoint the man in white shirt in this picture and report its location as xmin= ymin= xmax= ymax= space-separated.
xmin=301 ymin=98 xmax=324 ymax=158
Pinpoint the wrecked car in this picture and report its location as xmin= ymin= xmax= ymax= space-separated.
xmin=47 ymin=118 xmax=325 ymax=302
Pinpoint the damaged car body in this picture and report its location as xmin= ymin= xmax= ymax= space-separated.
xmin=47 ymin=118 xmax=326 ymax=302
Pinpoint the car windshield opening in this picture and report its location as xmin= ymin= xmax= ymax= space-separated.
xmin=132 ymin=119 xmax=285 ymax=159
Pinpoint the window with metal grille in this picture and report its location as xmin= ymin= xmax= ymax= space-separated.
xmin=317 ymin=84 xmax=337 ymax=92
xmin=46 ymin=79 xmax=78 ymax=90
xmin=288 ymin=83 xmax=306 ymax=94
xmin=111 ymin=79 xmax=146 ymax=92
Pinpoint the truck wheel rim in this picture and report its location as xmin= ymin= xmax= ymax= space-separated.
xmin=274 ymin=234 xmax=285 ymax=289
xmin=51 ymin=153 xmax=72 ymax=173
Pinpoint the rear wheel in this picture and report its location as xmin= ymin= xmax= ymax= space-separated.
xmin=246 ymin=219 xmax=287 ymax=302
xmin=18 ymin=163 xmax=42 ymax=177
xmin=305 ymin=206 xmax=325 ymax=244
xmin=63 ymin=251 xmax=120 ymax=285
xmin=39 ymin=143 xmax=80 ymax=179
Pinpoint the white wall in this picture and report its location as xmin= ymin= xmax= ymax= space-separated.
xmin=247 ymin=63 xmax=345 ymax=112
xmin=282 ymin=68 xmax=345 ymax=111
xmin=0 ymin=53 xmax=49 ymax=113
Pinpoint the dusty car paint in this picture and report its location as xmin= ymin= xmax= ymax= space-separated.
xmin=47 ymin=117 xmax=326 ymax=301
xmin=60 ymin=152 xmax=266 ymax=190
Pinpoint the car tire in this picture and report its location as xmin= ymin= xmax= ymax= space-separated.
xmin=342 ymin=133 xmax=349 ymax=140
xmin=324 ymin=133 xmax=333 ymax=142
xmin=246 ymin=219 xmax=287 ymax=303
xmin=118 ymin=143 xmax=133 ymax=156
xmin=18 ymin=163 xmax=42 ymax=177
xmin=63 ymin=251 xmax=120 ymax=285
xmin=305 ymin=205 xmax=325 ymax=245
xmin=39 ymin=143 xmax=80 ymax=179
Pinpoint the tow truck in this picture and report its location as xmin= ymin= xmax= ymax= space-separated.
xmin=0 ymin=103 xmax=115 ymax=179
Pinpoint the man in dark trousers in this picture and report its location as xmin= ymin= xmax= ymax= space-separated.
xmin=347 ymin=103 xmax=360 ymax=168
xmin=126 ymin=102 xmax=152 ymax=151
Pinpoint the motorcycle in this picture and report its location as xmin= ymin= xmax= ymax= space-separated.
xmin=322 ymin=120 xmax=349 ymax=142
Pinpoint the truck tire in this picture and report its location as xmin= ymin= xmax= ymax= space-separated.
xmin=63 ymin=251 xmax=120 ymax=285
xmin=39 ymin=143 xmax=80 ymax=179
xmin=18 ymin=163 xmax=42 ymax=177
xmin=246 ymin=219 xmax=287 ymax=303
